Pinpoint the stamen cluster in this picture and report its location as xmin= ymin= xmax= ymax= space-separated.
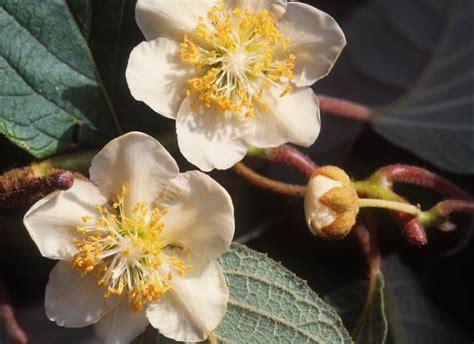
xmin=180 ymin=5 xmax=296 ymax=117
xmin=71 ymin=184 xmax=191 ymax=311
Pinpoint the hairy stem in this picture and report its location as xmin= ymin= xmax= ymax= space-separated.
xmin=317 ymin=94 xmax=372 ymax=121
xmin=354 ymin=181 xmax=427 ymax=246
xmin=247 ymin=145 xmax=318 ymax=179
xmin=373 ymin=164 xmax=471 ymax=200
xmin=0 ymin=168 xmax=75 ymax=210
xmin=233 ymin=162 xmax=306 ymax=197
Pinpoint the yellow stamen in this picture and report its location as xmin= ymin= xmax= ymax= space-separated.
xmin=180 ymin=5 xmax=295 ymax=115
xmin=71 ymin=183 xmax=191 ymax=311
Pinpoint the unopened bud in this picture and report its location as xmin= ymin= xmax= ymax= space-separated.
xmin=304 ymin=166 xmax=359 ymax=239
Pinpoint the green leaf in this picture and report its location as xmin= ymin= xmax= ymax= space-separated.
xmin=326 ymin=272 xmax=387 ymax=344
xmin=352 ymin=272 xmax=387 ymax=344
xmin=0 ymin=0 xmax=116 ymax=159
xmin=372 ymin=0 xmax=474 ymax=174
xmin=67 ymin=0 xmax=91 ymax=38
xmin=213 ymin=244 xmax=351 ymax=343
xmin=382 ymin=255 xmax=471 ymax=344
xmin=319 ymin=0 xmax=473 ymax=174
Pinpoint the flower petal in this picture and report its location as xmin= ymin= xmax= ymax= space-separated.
xmin=146 ymin=256 xmax=228 ymax=342
xmin=136 ymin=0 xmax=218 ymax=41
xmin=227 ymin=0 xmax=287 ymax=18
xmin=94 ymin=298 xmax=148 ymax=344
xmin=23 ymin=180 xmax=105 ymax=260
xmin=176 ymin=98 xmax=253 ymax=171
xmin=126 ymin=38 xmax=197 ymax=119
xmin=250 ymin=86 xmax=320 ymax=147
xmin=90 ymin=132 xmax=179 ymax=215
xmin=278 ymin=2 xmax=346 ymax=87
xmin=160 ymin=171 xmax=234 ymax=260
xmin=45 ymin=261 xmax=119 ymax=328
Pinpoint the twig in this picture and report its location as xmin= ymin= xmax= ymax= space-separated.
xmin=0 ymin=168 xmax=75 ymax=210
xmin=373 ymin=164 xmax=471 ymax=200
xmin=266 ymin=145 xmax=318 ymax=179
xmin=233 ymin=162 xmax=306 ymax=197
xmin=0 ymin=282 xmax=28 ymax=344
xmin=317 ymin=94 xmax=372 ymax=121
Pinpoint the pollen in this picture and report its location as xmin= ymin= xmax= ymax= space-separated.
xmin=180 ymin=5 xmax=296 ymax=116
xmin=71 ymin=183 xmax=191 ymax=311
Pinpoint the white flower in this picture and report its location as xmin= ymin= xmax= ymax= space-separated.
xmin=23 ymin=132 xmax=234 ymax=343
xmin=126 ymin=0 xmax=346 ymax=171
xmin=304 ymin=166 xmax=358 ymax=239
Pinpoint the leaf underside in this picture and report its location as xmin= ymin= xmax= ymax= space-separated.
xmin=340 ymin=0 xmax=473 ymax=173
xmin=0 ymin=0 xmax=114 ymax=159
xmin=213 ymin=244 xmax=352 ymax=343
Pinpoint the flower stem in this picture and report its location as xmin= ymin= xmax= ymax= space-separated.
xmin=358 ymin=198 xmax=420 ymax=216
xmin=233 ymin=162 xmax=306 ymax=197
xmin=354 ymin=180 xmax=427 ymax=245
xmin=419 ymin=200 xmax=474 ymax=228
xmin=247 ymin=145 xmax=318 ymax=179
xmin=373 ymin=164 xmax=471 ymax=200
xmin=317 ymin=94 xmax=372 ymax=121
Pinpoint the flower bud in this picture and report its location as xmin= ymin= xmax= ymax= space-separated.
xmin=304 ymin=166 xmax=359 ymax=239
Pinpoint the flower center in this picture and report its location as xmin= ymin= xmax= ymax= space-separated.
xmin=180 ymin=4 xmax=296 ymax=117
xmin=71 ymin=184 xmax=191 ymax=311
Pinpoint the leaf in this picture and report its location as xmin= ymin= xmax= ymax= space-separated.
xmin=66 ymin=0 xmax=91 ymax=38
xmin=0 ymin=0 xmax=116 ymax=159
xmin=213 ymin=243 xmax=351 ymax=343
xmin=371 ymin=0 xmax=474 ymax=174
xmin=352 ymin=272 xmax=387 ymax=344
xmin=325 ymin=272 xmax=387 ymax=344
xmin=382 ymin=255 xmax=471 ymax=344
xmin=317 ymin=0 xmax=473 ymax=174
xmin=324 ymin=280 xmax=367 ymax=333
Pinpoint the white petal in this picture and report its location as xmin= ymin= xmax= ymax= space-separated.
xmin=176 ymin=98 xmax=253 ymax=171
xmin=94 ymin=298 xmax=148 ymax=344
xmin=23 ymin=180 xmax=105 ymax=260
xmin=160 ymin=171 xmax=234 ymax=260
xmin=226 ymin=0 xmax=287 ymax=18
xmin=304 ymin=175 xmax=342 ymax=235
xmin=126 ymin=38 xmax=197 ymax=119
xmin=250 ymin=86 xmax=320 ymax=147
xmin=90 ymin=132 xmax=179 ymax=215
xmin=45 ymin=261 xmax=119 ymax=328
xmin=146 ymin=256 xmax=228 ymax=342
xmin=136 ymin=0 xmax=218 ymax=41
xmin=278 ymin=2 xmax=346 ymax=87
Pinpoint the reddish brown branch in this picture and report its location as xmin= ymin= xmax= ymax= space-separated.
xmin=317 ymin=95 xmax=372 ymax=121
xmin=266 ymin=145 xmax=318 ymax=179
xmin=374 ymin=164 xmax=471 ymax=200
xmin=435 ymin=200 xmax=474 ymax=217
xmin=0 ymin=282 xmax=28 ymax=344
xmin=0 ymin=168 xmax=74 ymax=210
xmin=352 ymin=213 xmax=380 ymax=273
xmin=233 ymin=162 xmax=306 ymax=198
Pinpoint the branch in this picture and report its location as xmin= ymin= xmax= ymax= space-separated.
xmin=317 ymin=95 xmax=372 ymax=121
xmin=233 ymin=162 xmax=306 ymax=197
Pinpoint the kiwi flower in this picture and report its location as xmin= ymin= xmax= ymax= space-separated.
xmin=304 ymin=166 xmax=359 ymax=239
xmin=23 ymin=132 xmax=234 ymax=343
xmin=126 ymin=0 xmax=346 ymax=171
